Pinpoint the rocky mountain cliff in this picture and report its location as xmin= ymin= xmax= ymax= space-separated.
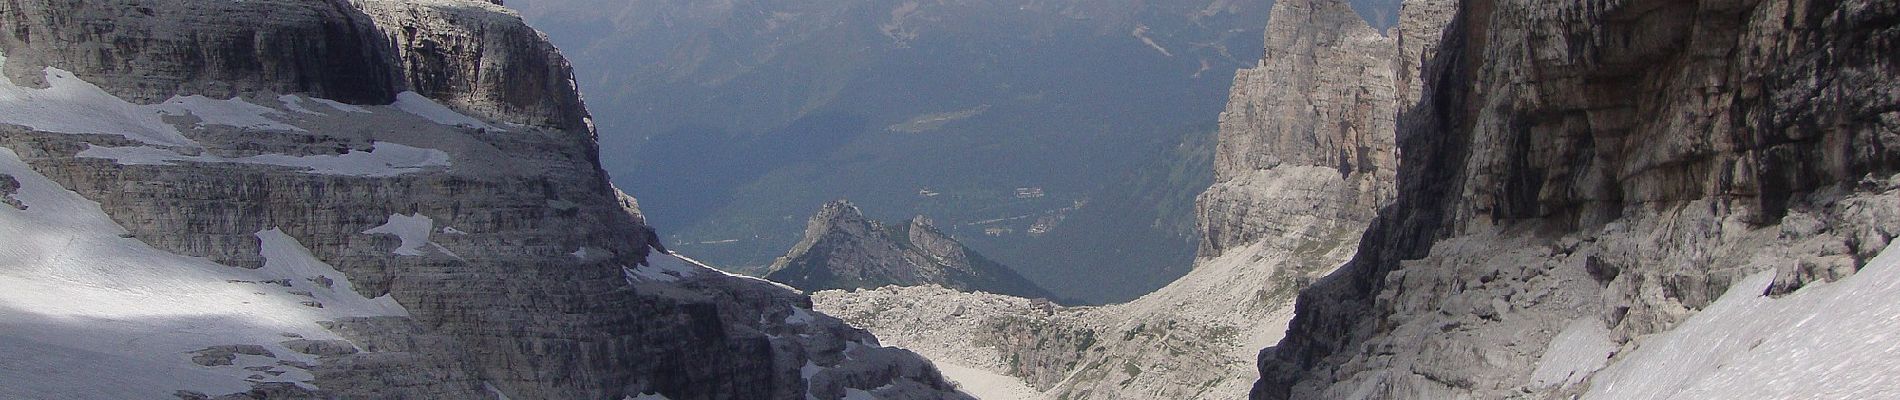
xmin=766 ymin=201 xmax=1054 ymax=300
xmin=809 ymin=0 xmax=1439 ymax=398
xmin=1256 ymin=0 xmax=1900 ymax=398
xmin=0 ymin=0 xmax=966 ymax=398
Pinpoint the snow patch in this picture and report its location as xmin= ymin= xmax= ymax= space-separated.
xmin=0 ymin=52 xmax=196 ymax=147
xmin=393 ymin=91 xmax=501 ymax=131
xmin=279 ymin=94 xmax=321 ymax=115
xmin=785 ymin=307 xmax=816 ymax=325
xmin=256 ymin=228 xmax=408 ymax=317
xmin=363 ymin=214 xmax=439 ymax=256
xmin=0 ymin=146 xmax=372 ymax=398
xmin=153 ymin=95 xmax=303 ymax=132
xmin=308 ymin=96 xmax=370 ymax=114
xmin=78 ymin=142 xmax=451 ymax=177
xmin=624 ymin=393 xmax=670 ymax=400
xmin=1584 ymin=245 xmax=1900 ymax=400
xmin=936 ymin=362 xmax=1041 ymax=400
xmin=1529 ymin=318 xmax=1615 ymax=388
xmin=626 ymin=253 xmax=704 ymax=282
xmin=671 ymin=252 xmax=799 ymax=291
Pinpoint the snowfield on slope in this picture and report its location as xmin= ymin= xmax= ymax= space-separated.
xmin=0 ymin=147 xmax=409 ymax=399
xmin=1584 ymin=243 xmax=1900 ymax=399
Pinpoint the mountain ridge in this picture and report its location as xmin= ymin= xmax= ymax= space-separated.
xmin=768 ymin=200 xmax=1056 ymax=301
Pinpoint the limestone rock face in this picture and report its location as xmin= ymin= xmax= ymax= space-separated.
xmin=1255 ymin=0 xmax=1900 ymax=398
xmin=0 ymin=0 xmax=585 ymax=130
xmin=349 ymin=0 xmax=590 ymax=130
xmin=767 ymin=200 xmax=1053 ymax=300
xmin=1197 ymin=0 xmax=1400 ymax=258
xmin=0 ymin=0 xmax=965 ymax=399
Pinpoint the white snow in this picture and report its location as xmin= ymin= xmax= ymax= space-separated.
xmin=153 ymin=95 xmax=304 ymax=132
xmin=306 ymin=96 xmax=370 ymax=114
xmin=393 ymin=91 xmax=501 ymax=131
xmin=571 ymin=247 xmax=590 ymax=259
xmin=0 ymin=51 xmax=196 ymax=147
xmin=362 ymin=213 xmax=442 ymax=256
xmin=78 ymin=142 xmax=451 ymax=177
xmin=442 ymin=226 xmax=468 ymax=235
xmin=937 ymin=362 xmax=1042 ymax=400
xmin=1528 ymin=318 xmax=1616 ymax=388
xmin=1584 ymin=245 xmax=1900 ymax=400
xmin=0 ymin=146 xmax=387 ymax=398
xmin=624 ymin=393 xmax=671 ymax=400
xmin=671 ymin=252 xmax=799 ymax=291
xmin=279 ymin=94 xmax=321 ymax=115
xmin=256 ymin=228 xmax=408 ymax=317
xmin=785 ymin=307 xmax=816 ymax=325
xmin=626 ymin=253 xmax=706 ymax=282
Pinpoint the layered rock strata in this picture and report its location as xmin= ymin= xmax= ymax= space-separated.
xmin=0 ymin=0 xmax=965 ymax=398
xmin=1255 ymin=0 xmax=1900 ymax=398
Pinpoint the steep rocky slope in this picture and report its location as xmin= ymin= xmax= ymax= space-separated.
xmin=766 ymin=201 xmax=1053 ymax=300
xmin=0 ymin=0 xmax=965 ymax=398
xmin=1255 ymin=0 xmax=1900 ymax=398
xmin=812 ymin=0 xmax=1438 ymax=398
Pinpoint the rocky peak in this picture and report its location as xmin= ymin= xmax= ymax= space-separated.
xmin=767 ymin=200 xmax=1055 ymax=300
xmin=1196 ymin=0 xmax=1404 ymax=259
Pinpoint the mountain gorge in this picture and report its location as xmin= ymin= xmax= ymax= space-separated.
xmin=509 ymin=0 xmax=1275 ymax=303
xmin=809 ymin=0 xmax=1435 ymax=397
xmin=1 ymin=0 xmax=1895 ymax=398
xmin=0 ymin=0 xmax=964 ymax=398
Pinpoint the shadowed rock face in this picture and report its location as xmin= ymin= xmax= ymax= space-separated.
xmin=767 ymin=200 xmax=1053 ymax=300
xmin=1256 ymin=0 xmax=1900 ymax=398
xmin=0 ymin=0 xmax=968 ymax=398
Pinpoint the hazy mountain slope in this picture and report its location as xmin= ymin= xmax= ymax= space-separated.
xmin=1256 ymin=0 xmax=1900 ymax=398
xmin=0 ymin=0 xmax=966 ymax=398
xmin=766 ymin=201 xmax=1055 ymax=300
xmin=509 ymin=0 xmax=1271 ymax=303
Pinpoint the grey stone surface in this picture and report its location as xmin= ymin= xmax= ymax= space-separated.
xmin=1255 ymin=0 xmax=1900 ymax=398
xmin=0 ymin=173 xmax=20 ymax=209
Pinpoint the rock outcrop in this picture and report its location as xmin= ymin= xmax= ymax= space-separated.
xmin=0 ymin=0 xmax=966 ymax=398
xmin=1255 ymin=0 xmax=1900 ymax=398
xmin=811 ymin=0 xmax=1429 ymax=398
xmin=767 ymin=200 xmax=1054 ymax=300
